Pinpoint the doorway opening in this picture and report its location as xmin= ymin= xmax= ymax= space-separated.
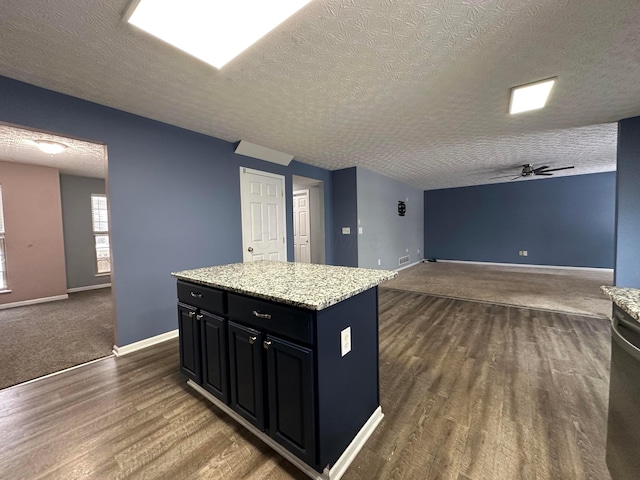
xmin=292 ymin=175 xmax=326 ymax=264
xmin=0 ymin=121 xmax=114 ymax=389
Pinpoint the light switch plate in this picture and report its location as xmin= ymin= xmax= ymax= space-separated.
xmin=342 ymin=227 xmax=350 ymax=234
xmin=341 ymin=327 xmax=351 ymax=357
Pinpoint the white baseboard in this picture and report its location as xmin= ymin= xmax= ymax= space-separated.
xmin=67 ymin=283 xmax=111 ymax=293
xmin=113 ymin=329 xmax=179 ymax=356
xmin=0 ymin=294 xmax=69 ymax=310
xmin=187 ymin=380 xmax=383 ymax=480
xmin=433 ymin=259 xmax=613 ymax=273
xmin=395 ymin=260 xmax=422 ymax=272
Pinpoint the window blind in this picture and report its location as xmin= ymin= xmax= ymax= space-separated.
xmin=91 ymin=194 xmax=108 ymax=233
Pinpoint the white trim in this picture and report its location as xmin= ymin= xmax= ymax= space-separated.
xmin=395 ymin=260 xmax=422 ymax=272
xmin=67 ymin=283 xmax=111 ymax=293
xmin=187 ymin=380 xmax=383 ymax=480
xmin=432 ymin=259 xmax=614 ymax=273
xmin=113 ymin=329 xmax=179 ymax=356
xmin=4 ymin=355 xmax=114 ymax=390
xmin=0 ymin=294 xmax=68 ymax=310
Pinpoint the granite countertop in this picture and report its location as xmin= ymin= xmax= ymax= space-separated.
xmin=172 ymin=261 xmax=397 ymax=310
xmin=601 ymin=286 xmax=640 ymax=322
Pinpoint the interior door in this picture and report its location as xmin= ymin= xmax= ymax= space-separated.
xmin=293 ymin=189 xmax=311 ymax=263
xmin=240 ymin=167 xmax=286 ymax=262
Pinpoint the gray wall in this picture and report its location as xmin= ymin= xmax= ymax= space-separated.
xmin=615 ymin=115 xmax=640 ymax=287
xmin=356 ymin=167 xmax=424 ymax=270
xmin=60 ymin=174 xmax=110 ymax=289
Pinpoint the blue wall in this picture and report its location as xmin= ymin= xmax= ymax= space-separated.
xmin=331 ymin=168 xmax=358 ymax=267
xmin=615 ymin=116 xmax=640 ymax=287
xmin=424 ymin=172 xmax=616 ymax=268
xmin=0 ymin=75 xmax=333 ymax=345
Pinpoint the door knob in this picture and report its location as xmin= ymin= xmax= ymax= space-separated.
xmin=247 ymin=247 xmax=253 ymax=252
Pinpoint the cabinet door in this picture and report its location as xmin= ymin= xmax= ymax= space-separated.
xmin=201 ymin=311 xmax=229 ymax=404
xmin=266 ymin=335 xmax=316 ymax=465
xmin=228 ymin=322 xmax=264 ymax=430
xmin=178 ymin=303 xmax=202 ymax=384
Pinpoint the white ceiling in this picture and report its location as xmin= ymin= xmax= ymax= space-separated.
xmin=0 ymin=0 xmax=638 ymax=189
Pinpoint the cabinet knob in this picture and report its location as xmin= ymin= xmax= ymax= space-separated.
xmin=263 ymin=340 xmax=272 ymax=350
xmin=196 ymin=314 xmax=203 ymax=320
xmin=249 ymin=335 xmax=257 ymax=344
xmin=188 ymin=311 xmax=196 ymax=317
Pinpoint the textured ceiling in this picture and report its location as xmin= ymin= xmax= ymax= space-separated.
xmin=0 ymin=124 xmax=106 ymax=178
xmin=0 ymin=0 xmax=638 ymax=189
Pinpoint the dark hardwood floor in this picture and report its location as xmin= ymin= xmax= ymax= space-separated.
xmin=0 ymin=289 xmax=612 ymax=479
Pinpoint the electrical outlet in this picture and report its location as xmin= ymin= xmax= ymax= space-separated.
xmin=377 ymin=259 xmax=381 ymax=266
xmin=342 ymin=227 xmax=350 ymax=234
xmin=358 ymin=227 xmax=363 ymax=234
xmin=341 ymin=327 xmax=351 ymax=357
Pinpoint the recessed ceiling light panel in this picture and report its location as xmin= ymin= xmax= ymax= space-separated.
xmin=509 ymin=78 xmax=556 ymax=114
xmin=35 ymin=140 xmax=68 ymax=154
xmin=126 ymin=0 xmax=313 ymax=69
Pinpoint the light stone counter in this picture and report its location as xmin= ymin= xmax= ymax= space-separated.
xmin=601 ymin=286 xmax=640 ymax=323
xmin=172 ymin=261 xmax=397 ymax=310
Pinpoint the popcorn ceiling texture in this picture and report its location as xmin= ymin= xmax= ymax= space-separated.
xmin=1 ymin=0 xmax=638 ymax=188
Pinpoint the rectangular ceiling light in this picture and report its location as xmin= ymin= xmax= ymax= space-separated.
xmin=509 ymin=78 xmax=556 ymax=114
xmin=125 ymin=0 xmax=313 ymax=69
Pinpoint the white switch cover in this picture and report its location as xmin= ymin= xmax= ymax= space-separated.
xmin=342 ymin=227 xmax=350 ymax=234
xmin=358 ymin=227 xmax=363 ymax=234
xmin=341 ymin=327 xmax=351 ymax=357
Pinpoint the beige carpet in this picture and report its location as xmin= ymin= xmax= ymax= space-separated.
xmin=383 ymin=262 xmax=614 ymax=318
xmin=0 ymin=289 xmax=114 ymax=390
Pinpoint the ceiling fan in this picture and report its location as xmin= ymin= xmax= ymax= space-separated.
xmin=491 ymin=163 xmax=575 ymax=181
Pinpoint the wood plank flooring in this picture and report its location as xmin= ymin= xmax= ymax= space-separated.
xmin=0 ymin=289 xmax=612 ymax=479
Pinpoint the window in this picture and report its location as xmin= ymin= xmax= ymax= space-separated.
xmin=91 ymin=194 xmax=111 ymax=274
xmin=0 ymin=185 xmax=7 ymax=290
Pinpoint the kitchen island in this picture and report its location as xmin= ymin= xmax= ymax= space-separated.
xmin=172 ymin=261 xmax=396 ymax=480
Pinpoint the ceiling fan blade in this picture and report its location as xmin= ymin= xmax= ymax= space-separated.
xmin=509 ymin=175 xmax=523 ymax=181
xmin=540 ymin=166 xmax=575 ymax=173
xmin=536 ymin=172 xmax=553 ymax=176
xmin=533 ymin=165 xmax=550 ymax=172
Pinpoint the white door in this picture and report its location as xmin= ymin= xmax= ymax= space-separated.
xmin=240 ymin=167 xmax=286 ymax=262
xmin=293 ymin=189 xmax=311 ymax=263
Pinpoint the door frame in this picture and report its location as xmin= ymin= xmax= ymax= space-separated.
xmin=293 ymin=189 xmax=311 ymax=263
xmin=239 ymin=167 xmax=287 ymax=262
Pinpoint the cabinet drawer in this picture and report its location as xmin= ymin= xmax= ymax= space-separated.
xmin=228 ymin=293 xmax=313 ymax=344
xmin=177 ymin=281 xmax=225 ymax=314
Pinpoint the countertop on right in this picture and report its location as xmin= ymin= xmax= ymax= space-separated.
xmin=601 ymin=286 xmax=640 ymax=322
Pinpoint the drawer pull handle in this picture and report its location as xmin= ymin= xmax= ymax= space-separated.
xmin=188 ymin=311 xmax=196 ymax=317
xmin=190 ymin=292 xmax=202 ymax=298
xmin=196 ymin=314 xmax=203 ymax=321
xmin=249 ymin=335 xmax=257 ymax=344
xmin=252 ymin=310 xmax=271 ymax=319
xmin=263 ymin=340 xmax=272 ymax=350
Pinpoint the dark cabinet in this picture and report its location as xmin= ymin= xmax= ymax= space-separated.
xmin=201 ymin=311 xmax=229 ymax=404
xmin=177 ymin=281 xmax=228 ymax=403
xmin=228 ymin=320 xmax=316 ymax=464
xmin=228 ymin=322 xmax=265 ymax=429
xmin=266 ymin=335 xmax=315 ymax=465
xmin=176 ymin=278 xmax=381 ymax=476
xmin=178 ymin=303 xmax=201 ymax=384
